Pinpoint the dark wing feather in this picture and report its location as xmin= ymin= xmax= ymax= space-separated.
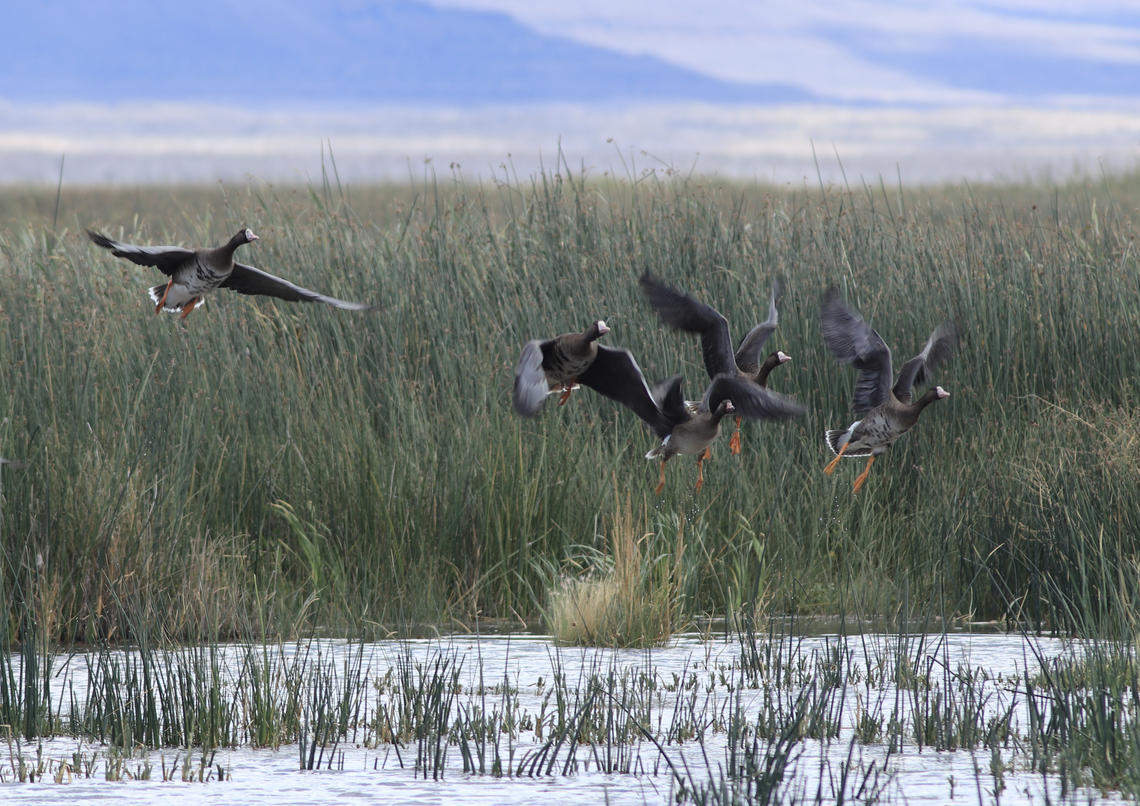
xmin=650 ymin=375 xmax=690 ymax=430
xmin=892 ymin=320 xmax=957 ymax=402
xmin=513 ymin=339 xmax=552 ymax=417
xmin=578 ymin=346 xmax=673 ymax=437
xmin=639 ymin=273 xmax=736 ymax=378
xmin=221 ymin=263 xmax=373 ymax=310
xmin=734 ymin=277 xmax=781 ymax=373
xmin=87 ymin=229 xmax=194 ymax=276
xmin=704 ymin=374 xmax=805 ymax=421
xmin=820 ymin=287 xmax=892 ymax=413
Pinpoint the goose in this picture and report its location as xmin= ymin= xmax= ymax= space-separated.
xmin=640 ymin=272 xmax=791 ymax=454
xmin=87 ymin=228 xmax=373 ymax=318
xmin=820 ymin=287 xmax=956 ymax=493
xmin=513 ymin=321 xmax=671 ymax=430
xmin=646 ymin=373 xmax=804 ymax=494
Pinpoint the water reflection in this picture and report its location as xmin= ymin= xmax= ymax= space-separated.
xmin=0 ymin=631 xmax=1102 ymax=804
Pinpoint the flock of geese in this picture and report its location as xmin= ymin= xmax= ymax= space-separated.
xmin=514 ymin=273 xmax=957 ymax=495
xmin=82 ymin=226 xmax=956 ymax=498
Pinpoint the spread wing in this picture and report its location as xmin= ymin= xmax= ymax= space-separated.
xmin=639 ymin=272 xmax=736 ymax=378
xmin=221 ymin=263 xmax=374 ymax=310
xmin=512 ymin=339 xmax=553 ymax=418
xmin=578 ymin=345 xmax=673 ymax=437
xmin=734 ymin=277 xmax=781 ymax=374
xmin=87 ymin=229 xmax=194 ymax=276
xmin=820 ymin=287 xmax=892 ymax=414
xmin=704 ymin=374 xmax=805 ymax=421
xmin=649 ymin=375 xmax=690 ymax=432
xmin=893 ymin=321 xmax=957 ymax=402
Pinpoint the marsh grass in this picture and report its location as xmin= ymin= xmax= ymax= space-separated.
xmin=545 ymin=490 xmax=685 ymax=646
xmin=1025 ymin=639 xmax=1140 ymax=798
xmin=0 ymin=171 xmax=1139 ymax=641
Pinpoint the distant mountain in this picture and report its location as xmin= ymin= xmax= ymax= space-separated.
xmin=4 ymin=0 xmax=811 ymax=105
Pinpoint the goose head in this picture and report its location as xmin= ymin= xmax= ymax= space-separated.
xmin=711 ymin=399 xmax=735 ymax=421
xmin=915 ymin=385 xmax=951 ymax=407
xmin=225 ymin=228 xmax=259 ymax=251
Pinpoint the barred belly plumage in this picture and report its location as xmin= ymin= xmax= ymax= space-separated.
xmin=189 ymin=258 xmax=225 ymax=293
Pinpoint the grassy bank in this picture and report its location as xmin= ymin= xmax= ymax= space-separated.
xmin=1 ymin=169 xmax=1139 ymax=641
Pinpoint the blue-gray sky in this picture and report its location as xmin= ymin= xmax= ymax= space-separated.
xmin=2 ymin=0 xmax=1137 ymax=184
xmin=6 ymin=0 xmax=1139 ymax=105
xmin=425 ymin=0 xmax=1140 ymax=103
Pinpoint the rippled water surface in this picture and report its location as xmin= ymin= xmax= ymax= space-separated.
xmin=0 ymin=631 xmax=1117 ymax=804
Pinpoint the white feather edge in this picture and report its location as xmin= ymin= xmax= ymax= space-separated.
xmin=645 ymin=434 xmax=671 ymax=460
xmin=147 ymin=284 xmax=204 ymax=313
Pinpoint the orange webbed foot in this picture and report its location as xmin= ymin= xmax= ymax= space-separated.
xmin=179 ymin=297 xmax=201 ymax=319
xmin=558 ymin=383 xmax=575 ymax=406
xmin=851 ymin=456 xmax=875 ymax=493
xmin=155 ymin=278 xmax=174 ymax=314
xmin=729 ymin=417 xmax=742 ymax=455
xmin=823 ymin=443 xmax=849 ymax=475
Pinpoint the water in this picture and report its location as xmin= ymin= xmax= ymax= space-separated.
xmin=0 ymin=631 xmax=1123 ymax=804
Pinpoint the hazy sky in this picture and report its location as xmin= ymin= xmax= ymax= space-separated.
xmin=2 ymin=0 xmax=1137 ymax=184
xmin=428 ymin=0 xmax=1140 ymax=103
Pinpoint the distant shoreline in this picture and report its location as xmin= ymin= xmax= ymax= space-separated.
xmin=1 ymin=101 xmax=1136 ymax=186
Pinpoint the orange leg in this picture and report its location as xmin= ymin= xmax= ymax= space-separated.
xmin=729 ymin=416 xmax=743 ymax=455
xmin=654 ymin=460 xmax=667 ymax=496
xmin=851 ymin=456 xmax=876 ymax=493
xmin=695 ymin=449 xmax=710 ymax=493
xmin=179 ymin=297 xmax=202 ymax=319
xmin=823 ymin=442 xmax=849 ymax=475
xmin=558 ymin=381 xmax=577 ymax=406
xmin=155 ymin=277 xmax=174 ymax=314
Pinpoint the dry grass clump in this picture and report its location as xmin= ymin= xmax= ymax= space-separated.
xmin=1090 ymin=405 xmax=1140 ymax=478
xmin=546 ymin=574 xmax=621 ymax=645
xmin=1015 ymin=398 xmax=1140 ymax=490
xmin=546 ymin=493 xmax=685 ymax=647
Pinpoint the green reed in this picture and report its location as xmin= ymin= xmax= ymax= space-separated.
xmin=0 ymin=171 xmax=1138 ymax=640
xmin=7 ymin=618 xmax=1140 ymax=799
xmin=1025 ymin=638 xmax=1140 ymax=797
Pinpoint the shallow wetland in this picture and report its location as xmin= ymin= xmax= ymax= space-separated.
xmin=1 ymin=627 xmax=1133 ymax=804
